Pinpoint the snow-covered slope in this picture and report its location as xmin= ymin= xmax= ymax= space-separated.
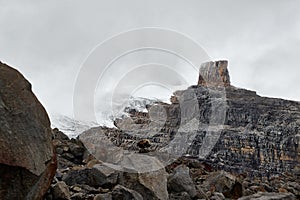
xmin=51 ymin=96 xmax=167 ymax=138
xmin=126 ymin=96 xmax=165 ymax=112
xmin=50 ymin=114 xmax=99 ymax=138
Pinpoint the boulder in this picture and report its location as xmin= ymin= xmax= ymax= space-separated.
xmin=52 ymin=181 xmax=71 ymax=200
xmin=62 ymin=163 xmax=121 ymax=189
xmin=203 ymin=170 xmax=243 ymax=199
xmin=167 ymin=165 xmax=197 ymax=198
xmin=111 ymin=185 xmax=143 ymax=200
xmin=94 ymin=193 xmax=112 ymax=200
xmin=0 ymin=62 xmax=57 ymax=199
xmin=93 ymin=164 xmax=121 ymax=186
xmin=120 ymin=168 xmax=169 ymax=200
xmin=138 ymin=169 xmax=169 ymax=200
xmin=62 ymin=168 xmax=109 ymax=188
xmin=53 ymin=128 xmax=70 ymax=141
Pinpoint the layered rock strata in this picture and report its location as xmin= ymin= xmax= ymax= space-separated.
xmin=81 ymin=60 xmax=299 ymax=177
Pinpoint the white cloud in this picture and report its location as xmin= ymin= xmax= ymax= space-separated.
xmin=0 ymin=0 xmax=299 ymax=121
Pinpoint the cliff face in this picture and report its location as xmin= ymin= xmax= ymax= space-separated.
xmin=187 ymin=85 xmax=300 ymax=174
xmin=192 ymin=60 xmax=299 ymax=173
xmin=80 ymin=60 xmax=300 ymax=176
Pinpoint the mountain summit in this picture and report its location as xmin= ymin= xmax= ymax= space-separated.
xmin=80 ymin=60 xmax=300 ymax=176
xmin=198 ymin=60 xmax=231 ymax=87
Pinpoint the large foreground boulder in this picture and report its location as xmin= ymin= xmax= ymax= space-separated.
xmin=0 ymin=62 xmax=57 ymax=199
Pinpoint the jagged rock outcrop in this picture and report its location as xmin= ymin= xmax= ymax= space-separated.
xmin=0 ymin=61 xmax=57 ymax=199
xmin=198 ymin=60 xmax=231 ymax=87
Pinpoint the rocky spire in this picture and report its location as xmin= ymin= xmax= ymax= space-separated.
xmin=198 ymin=60 xmax=231 ymax=87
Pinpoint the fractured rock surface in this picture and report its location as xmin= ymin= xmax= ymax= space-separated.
xmin=198 ymin=60 xmax=231 ymax=87
xmin=0 ymin=61 xmax=57 ymax=199
xmin=71 ymin=60 xmax=300 ymax=199
xmin=82 ymin=60 xmax=300 ymax=177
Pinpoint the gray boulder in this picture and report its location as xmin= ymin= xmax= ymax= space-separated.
xmin=120 ymin=168 xmax=169 ymax=200
xmin=93 ymin=164 xmax=121 ymax=186
xmin=167 ymin=165 xmax=197 ymax=198
xmin=112 ymin=185 xmax=143 ymax=200
xmin=203 ymin=170 xmax=243 ymax=199
xmin=52 ymin=181 xmax=71 ymax=200
xmin=63 ymin=168 xmax=109 ymax=188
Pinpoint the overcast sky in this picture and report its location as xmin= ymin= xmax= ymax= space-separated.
xmin=0 ymin=0 xmax=299 ymax=120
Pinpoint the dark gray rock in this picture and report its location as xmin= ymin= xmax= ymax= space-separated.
xmin=94 ymin=193 xmax=112 ymax=200
xmin=167 ymin=165 xmax=197 ymax=198
xmin=111 ymin=185 xmax=143 ymax=200
xmin=93 ymin=164 xmax=121 ymax=186
xmin=119 ymin=168 xmax=169 ymax=200
xmin=62 ymin=152 xmax=75 ymax=161
xmin=53 ymin=128 xmax=70 ymax=141
xmin=54 ymin=134 xmax=87 ymax=167
xmin=52 ymin=181 xmax=71 ymax=200
xmin=69 ymin=142 xmax=85 ymax=158
xmin=203 ymin=170 xmax=243 ymax=199
xmin=63 ymin=168 xmax=109 ymax=188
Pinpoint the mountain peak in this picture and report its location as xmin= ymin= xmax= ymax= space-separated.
xmin=198 ymin=60 xmax=231 ymax=87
